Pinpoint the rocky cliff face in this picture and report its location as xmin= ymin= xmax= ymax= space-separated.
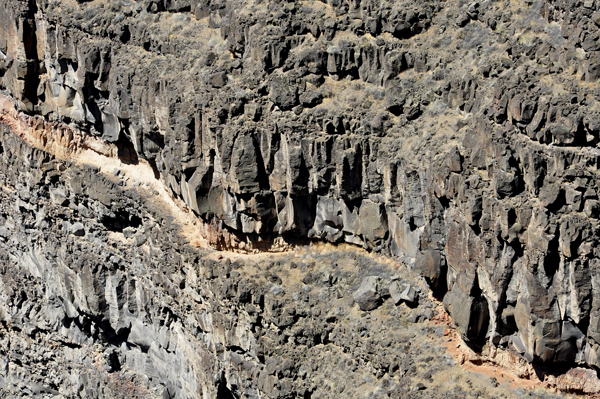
xmin=3 ymin=0 xmax=600 ymax=395
xmin=2 ymin=119 xmax=567 ymax=399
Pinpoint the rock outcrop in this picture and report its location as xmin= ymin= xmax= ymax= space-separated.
xmin=1 ymin=121 xmax=563 ymax=398
xmin=3 ymin=0 xmax=600 ymax=393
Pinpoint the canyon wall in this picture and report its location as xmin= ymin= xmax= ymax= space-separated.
xmin=3 ymin=0 xmax=600 ymax=393
xmin=0 ymin=120 xmax=531 ymax=398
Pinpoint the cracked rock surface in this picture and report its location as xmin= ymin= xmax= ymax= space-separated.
xmin=0 ymin=123 xmax=577 ymax=398
xmin=3 ymin=0 xmax=600 ymax=395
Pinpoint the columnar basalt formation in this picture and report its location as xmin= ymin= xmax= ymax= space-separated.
xmin=3 ymin=0 xmax=600 ymax=395
xmin=2 ymin=121 xmax=565 ymax=398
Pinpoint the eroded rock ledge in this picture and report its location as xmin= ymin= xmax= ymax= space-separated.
xmin=3 ymin=0 xmax=600 ymax=392
xmin=3 ymin=119 xmax=574 ymax=398
xmin=0 ymin=93 xmax=280 ymax=253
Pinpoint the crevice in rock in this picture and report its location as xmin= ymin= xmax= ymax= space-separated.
xmin=466 ymin=273 xmax=490 ymax=351
xmin=100 ymin=210 xmax=142 ymax=233
xmin=21 ymin=1 xmax=39 ymax=111
xmin=216 ymin=375 xmax=236 ymax=399
xmin=115 ymin=130 xmax=139 ymax=165
xmin=57 ymin=339 xmax=82 ymax=349
xmin=430 ymin=260 xmax=448 ymax=300
xmin=544 ymin=232 xmax=560 ymax=283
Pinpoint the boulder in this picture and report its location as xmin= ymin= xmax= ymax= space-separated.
xmin=353 ymin=276 xmax=381 ymax=311
xmin=389 ymin=280 xmax=418 ymax=306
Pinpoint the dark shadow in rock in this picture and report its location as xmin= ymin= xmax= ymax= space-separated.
xmin=116 ymin=131 xmax=139 ymax=165
xmin=21 ymin=0 xmax=40 ymax=111
xmin=146 ymin=157 xmax=161 ymax=180
xmin=543 ymin=233 xmax=560 ymax=282
xmin=464 ymin=276 xmax=490 ymax=351
xmin=546 ymin=188 xmax=566 ymax=214
xmin=100 ymin=210 xmax=142 ymax=232
xmin=431 ymin=262 xmax=448 ymax=300
xmin=216 ymin=375 xmax=236 ymax=399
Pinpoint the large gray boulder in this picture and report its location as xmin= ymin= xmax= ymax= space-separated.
xmin=353 ymin=276 xmax=382 ymax=311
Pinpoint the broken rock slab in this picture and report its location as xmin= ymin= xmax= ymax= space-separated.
xmin=389 ymin=280 xmax=418 ymax=306
xmin=353 ymin=276 xmax=382 ymax=311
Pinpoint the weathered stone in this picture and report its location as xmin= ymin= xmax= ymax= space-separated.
xmin=3 ymin=0 xmax=600 ymax=392
xmin=359 ymin=200 xmax=388 ymax=247
xmin=70 ymin=222 xmax=85 ymax=236
xmin=353 ymin=276 xmax=381 ymax=311
xmin=389 ymin=280 xmax=417 ymax=306
xmin=414 ymin=250 xmax=444 ymax=290
xmin=494 ymin=170 xmax=520 ymax=198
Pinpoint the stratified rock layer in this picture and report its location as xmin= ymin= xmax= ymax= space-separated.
xmin=3 ymin=0 xmax=600 ymax=388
